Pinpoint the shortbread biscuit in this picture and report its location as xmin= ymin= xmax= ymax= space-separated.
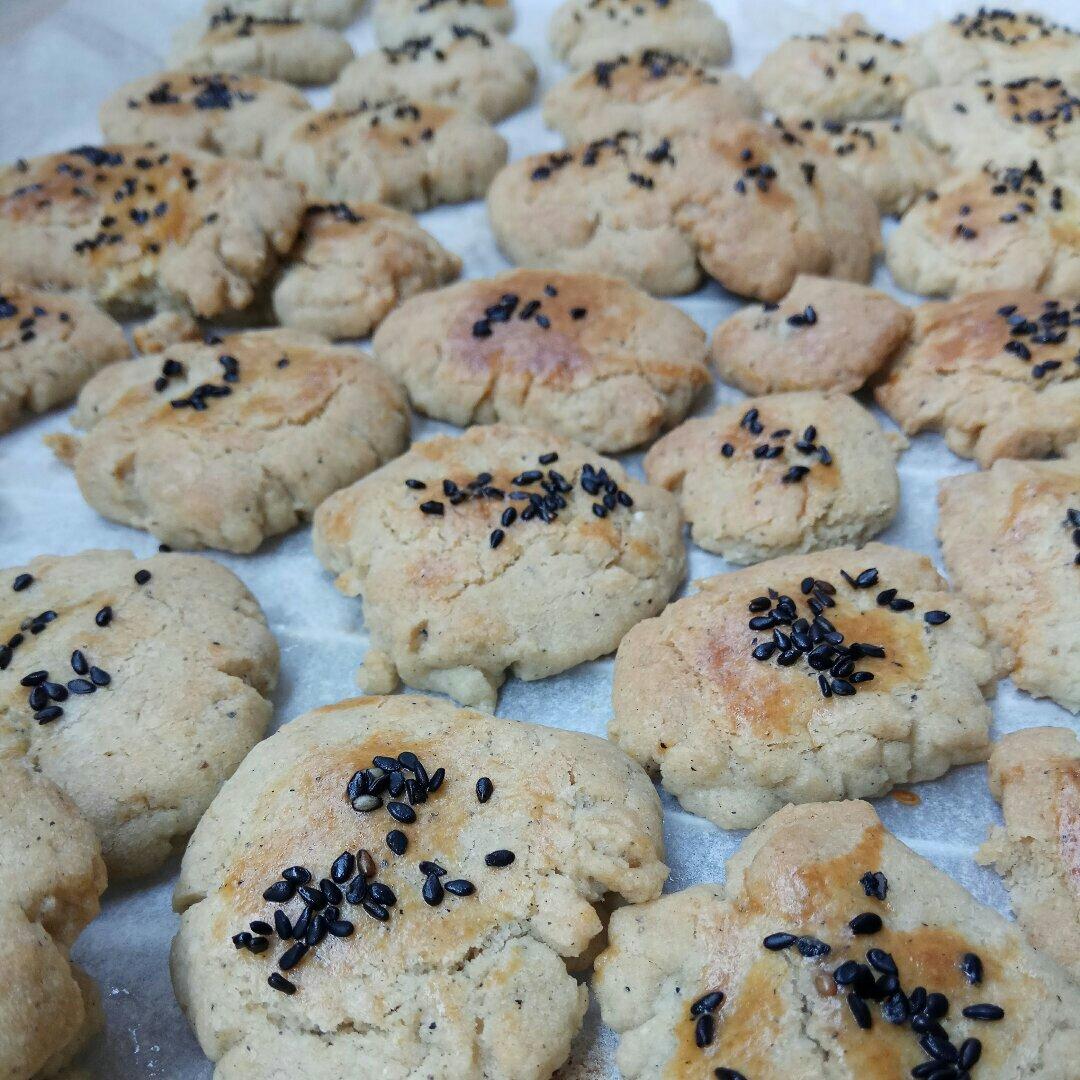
xmin=711 ymin=275 xmax=912 ymax=396
xmin=611 ymin=543 xmax=1002 ymax=828
xmin=50 ymin=329 xmax=408 ymax=553
xmin=273 ymin=202 xmax=461 ymax=339
xmin=172 ymin=695 xmax=667 ymax=1078
xmin=313 ymin=424 xmax=685 ymax=710
xmin=644 ymin=393 xmax=903 ymax=563
xmin=938 ymin=458 xmax=1080 ymax=712
xmin=203 ymin=0 xmax=365 ymax=27
xmin=372 ymin=0 xmax=514 ymax=45
xmin=372 ymin=269 xmax=709 ymax=452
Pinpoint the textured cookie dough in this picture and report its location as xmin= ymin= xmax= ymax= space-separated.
xmin=333 ymin=27 xmax=536 ymax=122
xmin=886 ymin=163 xmax=1080 ymax=297
xmin=644 ymin=393 xmax=903 ymax=563
xmin=203 ymin=0 xmax=365 ymax=27
xmin=938 ymin=458 xmax=1080 ymax=712
xmin=711 ymin=275 xmax=912 ymax=396
xmin=611 ymin=543 xmax=1002 ymax=829
xmin=488 ymin=124 xmax=879 ymax=301
xmin=549 ymin=0 xmax=731 ymax=71
xmin=875 ymin=290 xmax=1080 ymax=466
xmin=0 ymin=549 xmax=278 ymax=878
xmin=265 ymin=98 xmax=507 ymax=211
xmin=372 ymin=269 xmax=709 ymax=452
xmin=272 ymin=202 xmax=461 ymax=339
xmin=99 ymin=71 xmax=311 ymax=159
xmin=0 ymin=281 xmax=130 ymax=434
xmin=49 ymin=329 xmax=408 ymax=553
xmin=372 ymin=0 xmax=514 ymax=45
xmin=313 ymin=424 xmax=686 ymax=710
xmin=595 ymin=799 xmax=1080 ymax=1079
xmin=0 ymin=144 xmax=305 ymax=319
xmin=172 ymin=695 xmax=667 ymax=1079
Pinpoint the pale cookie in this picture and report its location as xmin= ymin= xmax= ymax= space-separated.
xmin=0 ymin=144 xmax=304 ymax=319
xmin=938 ymin=458 xmax=1080 ymax=712
xmin=611 ymin=543 xmax=1002 ymax=829
xmin=886 ymin=162 xmax=1080 ymax=297
xmin=372 ymin=269 xmax=709 ymax=452
xmin=372 ymin=0 xmax=514 ymax=46
xmin=265 ymin=98 xmax=507 ymax=212
xmin=751 ymin=14 xmax=936 ymax=122
xmin=333 ymin=27 xmax=536 ymax=123
xmin=203 ymin=0 xmax=365 ymax=28
xmin=644 ymin=393 xmax=903 ymax=564
xmin=0 ymin=549 xmax=278 ymax=879
xmin=0 ymin=282 xmax=129 ymax=434
xmin=313 ymin=424 xmax=685 ymax=710
xmin=595 ymin=800 xmax=1080 ymax=1079
xmin=711 ymin=275 xmax=912 ymax=396
xmin=171 ymin=695 xmax=667 ymax=1078
xmin=875 ymin=290 xmax=1080 ymax=465
xmin=100 ymin=71 xmax=311 ymax=159
xmin=273 ymin=202 xmax=461 ymax=339
xmin=50 ymin=329 xmax=408 ymax=553
xmin=549 ymin=0 xmax=730 ymax=71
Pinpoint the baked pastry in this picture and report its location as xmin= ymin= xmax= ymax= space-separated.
xmin=372 ymin=0 xmax=515 ymax=45
xmin=202 ymin=0 xmax=365 ymax=27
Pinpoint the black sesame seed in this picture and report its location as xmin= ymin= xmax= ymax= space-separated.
xmin=882 ymin=991 xmax=909 ymax=1025
xmin=320 ymin=879 xmax=343 ymax=905
xmin=297 ymin=884 xmax=326 ymax=910
xmin=959 ymin=951 xmax=983 ymax=985
xmin=282 ymin=865 xmax=311 ymax=884
xmin=715 ymin=1070 xmax=748 ymax=1080
xmin=35 ymin=705 xmax=63 ymax=725
xmin=420 ymin=861 xmax=446 ymax=877
xmin=95 ymin=605 xmax=113 ymax=627
xmin=889 ymin=598 xmax=915 ymax=612
xmin=489 ymin=528 xmax=505 ymax=549
xmin=762 ymin=932 xmax=797 ymax=950
xmin=420 ymin=500 xmax=444 ymax=516
xmin=924 ymin=610 xmax=951 ymax=625
xmin=832 ymin=960 xmax=861 ymax=985
xmin=485 ymin=849 xmax=515 ymax=868
xmin=363 ymin=900 xmax=389 ymax=921
xmin=263 ymin=880 xmax=295 ymax=903
xmin=386 ymin=801 xmax=416 ymax=824
xmin=854 ymin=568 xmax=879 ymax=588
xmin=304 ymin=914 xmax=327 ymax=946
xmin=70 ymin=650 xmax=88 ymax=675
xmin=797 ymin=936 xmax=831 ymax=958
xmin=476 ymin=776 xmax=493 ymax=803
xmin=959 ymin=1037 xmax=982 ymax=1070
xmin=860 ymin=871 xmax=888 ymax=901
xmin=134 ymin=569 xmax=151 ymax=585
xmin=748 ymin=596 xmax=772 ymax=612
xmin=866 ymin=948 xmax=896 ymax=974
xmin=274 ymin=910 xmax=293 ymax=939
xmin=89 ymin=666 xmax=110 ymax=686
xmin=831 ymin=678 xmax=856 ymax=696
xmin=292 ymin=909 xmax=311 ymax=941
xmin=67 ymin=678 xmax=95 ymax=694
xmin=387 ymin=829 xmax=408 ymax=855
xmin=849 ymin=912 xmax=883 ymax=935
xmin=12 ymin=573 xmax=33 ymax=591
xmin=20 ymin=670 xmax=48 ymax=686
xmin=721 ymin=443 xmax=735 ymax=457
xmin=444 ymin=879 xmax=475 ymax=896
xmin=232 ymin=931 xmax=253 ymax=949
xmin=268 ymin=972 xmax=296 ymax=994
xmin=422 ymin=873 xmax=444 ymax=906
xmin=962 ymin=1003 xmax=1004 ymax=1021
xmin=846 ymin=992 xmax=872 ymax=1029
xmin=427 ymin=767 xmax=445 ymax=792
xmin=250 ymin=920 xmax=273 ymax=936
xmin=367 ymin=882 xmax=396 ymax=906
xmin=695 ymin=1013 xmax=716 ymax=1047
xmin=330 ymin=851 xmax=355 ymax=883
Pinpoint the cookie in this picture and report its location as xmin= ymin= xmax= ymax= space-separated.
xmin=313 ymin=424 xmax=685 ymax=710
xmin=49 ymin=329 xmax=409 ymax=553
xmin=886 ymin=163 xmax=1080 ymax=297
xmin=0 ymin=144 xmax=305 ymax=319
xmin=171 ymin=695 xmax=667 ymax=1077
xmin=938 ymin=458 xmax=1080 ymax=712
xmin=264 ymin=98 xmax=507 ymax=212
xmin=372 ymin=0 xmax=514 ymax=46
xmin=0 ymin=281 xmax=130 ymax=434
xmin=371 ymin=269 xmax=709 ymax=452
xmin=711 ymin=276 xmax=912 ymax=396
xmin=99 ymin=71 xmax=311 ymax=159
xmin=0 ymin=549 xmax=279 ymax=878
xmin=333 ymin=27 xmax=536 ymax=123
xmin=594 ymin=799 xmax=1080 ymax=1079
xmin=272 ymin=201 xmax=462 ymax=340
xmin=611 ymin=543 xmax=1002 ymax=829
xmin=644 ymin=393 xmax=904 ymax=563
xmin=548 ymin=0 xmax=731 ymax=71
xmin=203 ymin=0 xmax=365 ymax=27
xmin=875 ymin=290 xmax=1080 ymax=465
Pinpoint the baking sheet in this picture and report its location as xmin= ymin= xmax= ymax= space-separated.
xmin=0 ymin=0 xmax=1077 ymax=1075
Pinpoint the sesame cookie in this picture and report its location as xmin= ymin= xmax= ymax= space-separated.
xmin=171 ymin=695 xmax=667 ymax=1078
xmin=313 ymin=424 xmax=685 ymax=710
xmin=711 ymin=276 xmax=912 ymax=396
xmin=49 ymin=329 xmax=408 ymax=553
xmin=0 ymin=282 xmax=129 ymax=434
xmin=0 ymin=144 xmax=304 ymax=319
xmin=272 ymin=202 xmax=462 ymax=340
xmin=644 ymin=394 xmax=904 ymax=564
xmin=595 ymin=799 xmax=1080 ymax=1079
xmin=203 ymin=0 xmax=365 ymax=28
xmin=99 ymin=71 xmax=311 ymax=159
xmin=611 ymin=543 xmax=1002 ymax=829
xmin=333 ymin=27 xmax=536 ymax=123
xmin=371 ymin=269 xmax=709 ymax=452
xmin=264 ymin=98 xmax=507 ymax=212
xmin=548 ymin=0 xmax=731 ymax=71
xmin=938 ymin=458 xmax=1080 ymax=712
xmin=875 ymin=290 xmax=1080 ymax=465
xmin=372 ymin=0 xmax=514 ymax=46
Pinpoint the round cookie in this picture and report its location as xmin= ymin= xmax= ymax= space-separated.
xmin=202 ymin=0 xmax=365 ymax=27
xmin=644 ymin=393 xmax=904 ymax=564
xmin=611 ymin=542 xmax=1003 ymax=829
xmin=264 ymin=98 xmax=507 ymax=212
xmin=0 ymin=144 xmax=305 ymax=319
xmin=99 ymin=71 xmax=311 ymax=159
xmin=171 ymin=695 xmax=667 ymax=1078
xmin=711 ymin=275 xmax=913 ymax=396
xmin=371 ymin=269 xmax=709 ymax=452
xmin=49 ymin=329 xmax=409 ymax=553
xmin=313 ymin=424 xmax=686 ymax=710
xmin=0 ymin=549 xmax=278 ymax=878
xmin=333 ymin=27 xmax=537 ymax=123
xmin=272 ymin=201 xmax=462 ymax=339
xmin=0 ymin=281 xmax=130 ymax=434
xmin=372 ymin=0 xmax=514 ymax=46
